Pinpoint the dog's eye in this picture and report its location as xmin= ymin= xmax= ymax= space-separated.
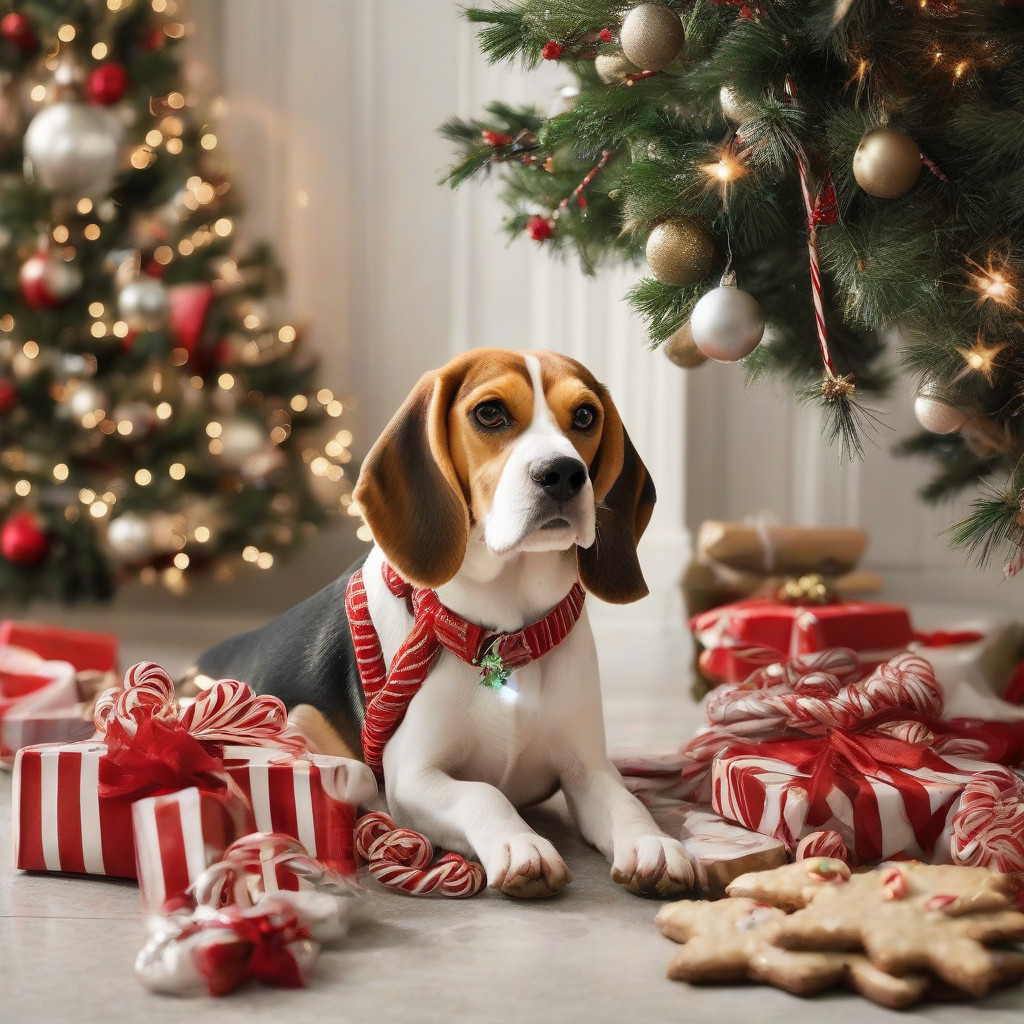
xmin=473 ymin=401 xmax=510 ymax=430
xmin=572 ymin=405 xmax=596 ymax=430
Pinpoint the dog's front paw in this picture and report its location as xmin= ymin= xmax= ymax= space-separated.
xmin=612 ymin=834 xmax=702 ymax=899
xmin=485 ymin=833 xmax=573 ymax=899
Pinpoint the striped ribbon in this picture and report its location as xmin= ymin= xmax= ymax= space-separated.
xmin=346 ymin=562 xmax=586 ymax=779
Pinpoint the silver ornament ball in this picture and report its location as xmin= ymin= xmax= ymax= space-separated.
xmin=106 ymin=512 xmax=154 ymax=563
xmin=118 ymin=276 xmax=169 ymax=329
xmin=913 ymin=394 xmax=967 ymax=435
xmin=24 ymin=100 xmax=122 ymax=197
xmin=217 ymin=417 xmax=268 ymax=469
xmin=690 ymin=276 xmax=765 ymax=362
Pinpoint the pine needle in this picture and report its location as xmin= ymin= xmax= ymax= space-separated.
xmin=799 ymin=376 xmax=884 ymax=463
xmin=948 ymin=489 xmax=1024 ymax=569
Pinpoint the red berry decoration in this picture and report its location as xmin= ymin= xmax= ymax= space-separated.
xmin=599 ymin=28 xmax=613 ymax=42
xmin=1 ymin=12 xmax=38 ymax=55
xmin=541 ymin=40 xmax=563 ymax=60
xmin=0 ymin=377 xmax=17 ymax=414
xmin=1 ymin=512 xmax=50 ymax=566
xmin=87 ymin=62 xmax=129 ymax=106
xmin=527 ymin=215 xmax=555 ymax=241
xmin=482 ymin=129 xmax=513 ymax=147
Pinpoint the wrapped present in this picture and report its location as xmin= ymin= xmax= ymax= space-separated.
xmin=711 ymin=733 xmax=1024 ymax=869
xmin=682 ymin=520 xmax=880 ymax=618
xmin=0 ymin=620 xmax=118 ymax=673
xmin=692 ymin=597 xmax=914 ymax=687
xmin=221 ymin=746 xmax=376 ymax=878
xmin=12 ymin=662 xmax=303 ymax=880
xmin=133 ymin=786 xmax=246 ymax=913
xmin=0 ymin=670 xmax=95 ymax=767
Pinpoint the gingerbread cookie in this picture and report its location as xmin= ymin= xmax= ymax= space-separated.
xmin=656 ymin=897 xmax=929 ymax=1009
xmin=768 ymin=862 xmax=1024 ymax=997
xmin=726 ymin=856 xmax=852 ymax=911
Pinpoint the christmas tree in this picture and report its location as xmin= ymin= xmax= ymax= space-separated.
xmin=0 ymin=0 xmax=354 ymax=603
xmin=444 ymin=1 xmax=1024 ymax=576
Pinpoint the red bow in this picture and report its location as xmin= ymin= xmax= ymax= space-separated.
xmin=193 ymin=902 xmax=310 ymax=996
xmin=725 ymin=730 xmax=956 ymax=862
xmin=98 ymin=716 xmax=231 ymax=803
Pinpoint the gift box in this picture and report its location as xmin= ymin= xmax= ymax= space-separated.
xmin=0 ymin=621 xmax=118 ymax=673
xmin=133 ymin=786 xmax=244 ymax=913
xmin=0 ymin=671 xmax=95 ymax=767
xmin=221 ymin=746 xmax=377 ymax=878
xmin=13 ymin=741 xmax=136 ymax=876
xmin=692 ymin=597 xmax=914 ymax=687
xmin=710 ymin=735 xmax=1020 ymax=865
xmin=682 ymin=520 xmax=880 ymax=618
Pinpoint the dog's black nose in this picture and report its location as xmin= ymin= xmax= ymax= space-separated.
xmin=531 ymin=456 xmax=587 ymax=504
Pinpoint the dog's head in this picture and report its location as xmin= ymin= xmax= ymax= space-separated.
xmin=353 ymin=348 xmax=655 ymax=603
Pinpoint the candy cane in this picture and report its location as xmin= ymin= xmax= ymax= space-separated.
xmin=179 ymin=679 xmax=306 ymax=753
xmin=355 ymin=812 xmax=486 ymax=898
xmin=94 ymin=661 xmax=176 ymax=736
xmin=951 ymin=771 xmax=1024 ymax=872
xmin=795 ymin=830 xmax=850 ymax=865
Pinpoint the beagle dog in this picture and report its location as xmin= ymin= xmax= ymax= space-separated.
xmin=195 ymin=348 xmax=701 ymax=899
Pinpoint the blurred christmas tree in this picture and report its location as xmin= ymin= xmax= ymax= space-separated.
xmin=445 ymin=1 xmax=1024 ymax=576
xmin=0 ymin=0 xmax=355 ymax=603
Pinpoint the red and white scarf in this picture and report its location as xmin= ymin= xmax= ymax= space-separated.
xmin=346 ymin=561 xmax=586 ymax=778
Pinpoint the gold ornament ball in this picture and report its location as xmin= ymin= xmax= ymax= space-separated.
xmin=620 ymin=4 xmax=685 ymax=73
xmin=662 ymin=322 xmax=708 ymax=368
xmin=595 ymin=51 xmax=641 ymax=84
xmin=852 ymin=127 xmax=922 ymax=199
xmin=646 ymin=217 xmax=717 ymax=287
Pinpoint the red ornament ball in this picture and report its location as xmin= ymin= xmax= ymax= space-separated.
xmin=87 ymin=62 xmax=129 ymax=106
xmin=1 ymin=512 xmax=50 ymax=566
xmin=1 ymin=12 xmax=38 ymax=54
xmin=0 ymin=377 xmax=17 ymax=414
xmin=541 ymin=40 xmax=564 ymax=60
xmin=527 ymin=215 xmax=554 ymax=241
xmin=19 ymin=251 xmax=82 ymax=309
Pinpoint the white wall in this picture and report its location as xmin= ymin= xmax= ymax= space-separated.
xmin=195 ymin=0 xmax=1019 ymax=618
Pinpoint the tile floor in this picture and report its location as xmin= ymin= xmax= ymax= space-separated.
xmin=1 ymin=610 xmax=1022 ymax=1023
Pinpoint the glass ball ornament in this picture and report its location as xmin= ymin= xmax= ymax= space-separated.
xmin=690 ymin=274 xmax=765 ymax=362
xmin=620 ymin=3 xmax=685 ymax=73
xmin=1 ymin=511 xmax=50 ymax=566
xmin=118 ymin=275 xmax=168 ymax=330
xmin=106 ymin=511 xmax=154 ymax=564
xmin=216 ymin=417 xmax=269 ymax=470
xmin=852 ymin=128 xmax=922 ymax=200
xmin=646 ymin=217 xmax=717 ymax=287
xmin=913 ymin=392 xmax=967 ymax=435
xmin=23 ymin=100 xmax=122 ymax=197
xmin=662 ymin=321 xmax=708 ymax=368
xmin=19 ymin=251 xmax=82 ymax=308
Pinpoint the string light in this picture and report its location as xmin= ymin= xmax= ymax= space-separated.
xmin=53 ymin=225 xmax=69 ymax=243
xmin=967 ymin=255 xmax=1018 ymax=308
xmin=92 ymin=42 xmax=108 ymax=60
xmin=154 ymin=246 xmax=173 ymax=265
xmin=166 ymin=138 xmax=183 ymax=155
xmin=90 ymin=500 xmax=109 ymax=518
xmin=218 ymin=374 xmax=235 ymax=390
xmin=78 ymin=198 xmax=94 ymax=215
xmin=84 ymin=224 xmax=101 ymax=241
xmin=57 ymin=24 xmax=76 ymax=42
xmin=357 ymin=525 xmax=373 ymax=542
xmin=53 ymin=464 xmax=69 ymax=481
xmin=135 ymin=469 xmax=152 ymax=485
xmin=290 ymin=395 xmax=308 ymax=412
xmin=0 ymin=315 xmax=13 ymax=332
xmin=146 ymin=130 xmax=163 ymax=147
xmin=156 ymin=403 xmax=172 ymax=419
xmin=14 ymin=480 xmax=30 ymax=497
xmin=206 ymin=417 xmax=223 ymax=436
xmin=700 ymin=154 xmax=745 ymax=185
xmin=256 ymin=552 xmax=274 ymax=569
xmin=169 ymin=463 xmax=186 ymax=480
xmin=200 ymin=134 xmax=218 ymax=150
xmin=174 ymin=552 xmax=190 ymax=569
xmin=242 ymin=546 xmax=259 ymax=562
xmin=30 ymin=84 xmax=46 ymax=103
xmin=194 ymin=526 xmax=211 ymax=543
xmin=278 ymin=325 xmax=296 ymax=343
xmin=956 ymin=335 xmax=1007 ymax=386
xmin=89 ymin=302 xmax=104 ymax=317
xmin=327 ymin=400 xmax=344 ymax=417
xmin=214 ymin=218 xmax=234 ymax=237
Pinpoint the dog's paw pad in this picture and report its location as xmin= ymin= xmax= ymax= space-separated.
xmin=487 ymin=833 xmax=572 ymax=898
xmin=612 ymin=834 xmax=701 ymax=898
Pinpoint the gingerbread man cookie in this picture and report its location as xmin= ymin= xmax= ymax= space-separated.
xmin=765 ymin=861 xmax=1024 ymax=997
xmin=656 ymin=897 xmax=930 ymax=1009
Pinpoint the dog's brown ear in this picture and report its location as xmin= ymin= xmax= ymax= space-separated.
xmin=354 ymin=368 xmax=469 ymax=587
xmin=577 ymin=389 xmax=656 ymax=604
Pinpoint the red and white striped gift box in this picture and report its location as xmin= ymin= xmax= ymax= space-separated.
xmin=12 ymin=741 xmax=136 ymax=877
xmin=220 ymin=746 xmax=377 ymax=878
xmin=710 ymin=744 xmax=1007 ymax=864
xmin=133 ymin=786 xmax=242 ymax=913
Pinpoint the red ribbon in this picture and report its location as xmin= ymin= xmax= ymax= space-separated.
xmin=193 ymin=905 xmax=309 ymax=995
xmin=724 ymin=730 xmax=957 ymax=862
xmin=913 ymin=629 xmax=985 ymax=647
xmin=98 ymin=717 xmax=230 ymax=803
